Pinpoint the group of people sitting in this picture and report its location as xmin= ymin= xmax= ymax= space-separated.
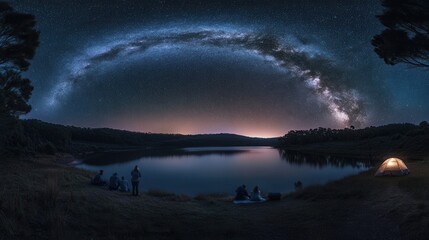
xmin=234 ymin=185 xmax=265 ymax=201
xmin=91 ymin=165 xmax=142 ymax=196
xmin=91 ymin=167 xmax=301 ymax=200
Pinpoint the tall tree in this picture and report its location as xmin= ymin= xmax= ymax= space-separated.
xmin=0 ymin=70 xmax=33 ymax=116
xmin=372 ymin=0 xmax=429 ymax=69
xmin=0 ymin=2 xmax=38 ymax=119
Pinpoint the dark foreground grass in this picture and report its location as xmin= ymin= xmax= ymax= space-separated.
xmin=1 ymin=154 xmax=429 ymax=240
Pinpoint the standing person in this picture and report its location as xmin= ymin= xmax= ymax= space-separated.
xmin=131 ymin=165 xmax=141 ymax=196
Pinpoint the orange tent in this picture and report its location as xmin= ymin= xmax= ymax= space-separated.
xmin=375 ymin=158 xmax=409 ymax=177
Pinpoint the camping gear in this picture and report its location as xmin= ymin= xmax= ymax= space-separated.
xmin=268 ymin=192 xmax=281 ymax=201
xmin=375 ymin=157 xmax=409 ymax=177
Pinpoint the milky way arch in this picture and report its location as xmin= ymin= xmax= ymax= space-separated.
xmin=47 ymin=26 xmax=366 ymax=127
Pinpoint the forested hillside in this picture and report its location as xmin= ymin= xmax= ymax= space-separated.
xmin=0 ymin=119 xmax=277 ymax=155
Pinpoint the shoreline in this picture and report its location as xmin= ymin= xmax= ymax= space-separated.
xmin=70 ymin=145 xmax=372 ymax=197
xmin=2 ymin=150 xmax=428 ymax=239
xmin=281 ymin=142 xmax=429 ymax=161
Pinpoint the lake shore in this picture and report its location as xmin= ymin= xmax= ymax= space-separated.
xmin=1 ymin=153 xmax=428 ymax=240
xmin=281 ymin=140 xmax=429 ymax=161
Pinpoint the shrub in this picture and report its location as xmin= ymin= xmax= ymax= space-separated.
xmin=38 ymin=142 xmax=56 ymax=155
xmin=420 ymin=121 xmax=429 ymax=128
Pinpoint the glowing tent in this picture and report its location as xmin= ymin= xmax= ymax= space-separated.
xmin=375 ymin=158 xmax=409 ymax=177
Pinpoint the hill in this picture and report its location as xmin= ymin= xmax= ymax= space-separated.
xmin=0 ymin=119 xmax=277 ymax=155
xmin=278 ymin=122 xmax=429 ymax=159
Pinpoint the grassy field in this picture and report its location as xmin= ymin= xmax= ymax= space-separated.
xmin=1 ymin=154 xmax=429 ymax=240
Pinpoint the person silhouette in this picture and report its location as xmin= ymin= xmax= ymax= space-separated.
xmin=119 ymin=176 xmax=129 ymax=192
xmin=131 ymin=166 xmax=142 ymax=196
xmin=109 ymin=173 xmax=119 ymax=190
xmin=91 ymin=170 xmax=106 ymax=186
xmin=250 ymin=186 xmax=265 ymax=201
xmin=234 ymin=184 xmax=250 ymax=200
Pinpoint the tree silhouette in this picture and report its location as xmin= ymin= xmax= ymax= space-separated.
xmin=0 ymin=70 xmax=33 ymax=116
xmin=372 ymin=0 xmax=429 ymax=69
xmin=0 ymin=2 xmax=38 ymax=119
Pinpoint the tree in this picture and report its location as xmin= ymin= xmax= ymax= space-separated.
xmin=0 ymin=2 xmax=38 ymax=119
xmin=372 ymin=0 xmax=429 ymax=69
xmin=0 ymin=70 xmax=33 ymax=116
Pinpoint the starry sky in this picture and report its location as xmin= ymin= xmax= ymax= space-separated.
xmin=9 ymin=0 xmax=429 ymax=137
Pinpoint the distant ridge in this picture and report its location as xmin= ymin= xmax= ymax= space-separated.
xmin=7 ymin=119 xmax=278 ymax=155
xmin=278 ymin=122 xmax=429 ymax=159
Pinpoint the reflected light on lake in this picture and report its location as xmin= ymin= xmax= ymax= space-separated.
xmin=77 ymin=147 xmax=373 ymax=196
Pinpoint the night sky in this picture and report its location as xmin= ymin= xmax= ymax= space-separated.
xmin=9 ymin=0 xmax=429 ymax=137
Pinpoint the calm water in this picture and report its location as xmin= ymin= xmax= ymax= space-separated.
xmin=76 ymin=147 xmax=372 ymax=195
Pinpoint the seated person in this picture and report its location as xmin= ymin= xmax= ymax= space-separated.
xmin=250 ymin=186 xmax=265 ymax=201
xmin=118 ymin=176 xmax=129 ymax=192
xmin=109 ymin=173 xmax=120 ymax=190
xmin=91 ymin=170 xmax=106 ymax=186
xmin=235 ymin=184 xmax=250 ymax=200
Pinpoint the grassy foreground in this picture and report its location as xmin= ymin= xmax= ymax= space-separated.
xmin=1 ymin=154 xmax=429 ymax=240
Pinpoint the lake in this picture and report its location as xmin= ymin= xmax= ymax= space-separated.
xmin=76 ymin=146 xmax=373 ymax=195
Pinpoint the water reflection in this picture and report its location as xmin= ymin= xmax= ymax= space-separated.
xmin=77 ymin=147 xmax=371 ymax=195
xmin=84 ymin=148 xmax=249 ymax=166
xmin=279 ymin=150 xmax=375 ymax=169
